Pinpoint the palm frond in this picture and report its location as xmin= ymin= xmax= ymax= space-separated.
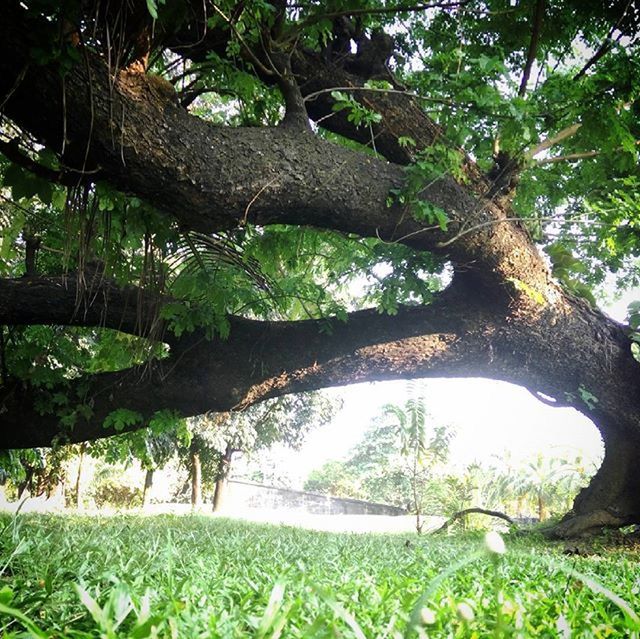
xmin=166 ymin=230 xmax=277 ymax=295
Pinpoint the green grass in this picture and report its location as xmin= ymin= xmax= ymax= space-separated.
xmin=0 ymin=514 xmax=639 ymax=637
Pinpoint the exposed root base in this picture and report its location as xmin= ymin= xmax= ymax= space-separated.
xmin=543 ymin=510 xmax=627 ymax=539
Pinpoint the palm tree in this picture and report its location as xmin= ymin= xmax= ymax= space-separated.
xmin=517 ymin=453 xmax=591 ymax=521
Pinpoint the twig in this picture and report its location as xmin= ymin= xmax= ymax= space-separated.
xmin=435 ymin=215 xmax=615 ymax=249
xmin=211 ymin=4 xmax=275 ymax=77
xmin=536 ymin=150 xmax=600 ymax=165
xmin=242 ymin=177 xmax=280 ymax=224
xmin=0 ymin=63 xmax=28 ymax=110
xmin=535 ymin=140 xmax=640 ymax=166
xmin=304 ymin=84 xmax=455 ymax=105
xmin=574 ymin=0 xmax=633 ymax=80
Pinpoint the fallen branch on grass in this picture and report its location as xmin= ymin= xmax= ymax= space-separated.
xmin=434 ymin=508 xmax=515 ymax=533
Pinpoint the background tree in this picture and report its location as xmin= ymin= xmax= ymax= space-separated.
xmin=85 ymin=411 xmax=189 ymax=507
xmin=305 ymin=461 xmax=360 ymax=498
xmin=442 ymin=451 xmax=597 ymax=524
xmin=380 ymin=391 xmax=453 ymax=532
xmin=306 ymin=392 xmax=454 ymax=530
xmin=0 ymin=0 xmax=639 ymax=536
xmin=179 ymin=391 xmax=339 ymax=510
xmin=0 ymin=447 xmax=71 ymax=501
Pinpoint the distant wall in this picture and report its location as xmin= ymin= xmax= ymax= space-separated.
xmin=225 ymin=480 xmax=407 ymax=516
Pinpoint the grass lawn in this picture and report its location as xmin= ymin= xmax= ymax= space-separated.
xmin=0 ymin=513 xmax=639 ymax=637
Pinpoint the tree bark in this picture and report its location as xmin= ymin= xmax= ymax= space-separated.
xmin=190 ymin=450 xmax=202 ymax=508
xmin=212 ymin=444 xmax=234 ymax=513
xmin=142 ymin=469 xmax=154 ymax=508
xmin=74 ymin=443 xmax=86 ymax=509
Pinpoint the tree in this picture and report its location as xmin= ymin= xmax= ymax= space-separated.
xmin=0 ymin=0 xmax=639 ymax=537
xmin=442 ymin=451 xmax=597 ymax=523
xmin=180 ymin=391 xmax=338 ymax=510
xmin=307 ymin=394 xmax=453 ymax=529
xmin=381 ymin=392 xmax=453 ymax=531
xmin=305 ymin=461 xmax=360 ymax=497
xmin=0 ymin=447 xmax=71 ymax=501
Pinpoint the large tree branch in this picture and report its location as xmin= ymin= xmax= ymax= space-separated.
xmin=0 ymin=275 xmax=164 ymax=338
xmin=1 ymin=269 xmax=639 ymax=465
xmin=0 ymin=3 xmax=548 ymax=299
xmin=0 ymin=282 xmax=496 ymax=447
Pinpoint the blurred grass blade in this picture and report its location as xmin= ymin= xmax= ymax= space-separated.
xmin=75 ymin=584 xmax=108 ymax=627
xmin=406 ymin=550 xmax=484 ymax=634
xmin=555 ymin=564 xmax=640 ymax=629
xmin=324 ymin=600 xmax=367 ymax=639
xmin=0 ymin=601 xmax=48 ymax=638
xmin=257 ymin=581 xmax=286 ymax=638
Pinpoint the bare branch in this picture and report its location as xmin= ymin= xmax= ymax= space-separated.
xmin=434 ymin=508 xmax=515 ymax=533
xmin=535 ymin=140 xmax=640 ymax=166
xmin=574 ymin=0 xmax=633 ymax=80
xmin=518 ymin=0 xmax=545 ymax=97
xmin=527 ymin=123 xmax=582 ymax=159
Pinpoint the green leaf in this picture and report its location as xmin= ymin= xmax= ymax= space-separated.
xmin=149 ymin=409 xmax=182 ymax=435
xmin=0 ymin=586 xmax=14 ymax=606
xmin=104 ymin=408 xmax=144 ymax=432
xmin=627 ymin=301 xmax=640 ymax=330
xmin=146 ymin=0 xmax=159 ymax=19
xmin=578 ymin=385 xmax=598 ymax=410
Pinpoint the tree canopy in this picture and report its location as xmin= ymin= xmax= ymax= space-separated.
xmin=0 ymin=0 xmax=639 ymax=536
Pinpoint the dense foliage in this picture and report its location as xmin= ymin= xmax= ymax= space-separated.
xmin=305 ymin=418 xmax=593 ymax=522
xmin=306 ymin=395 xmax=453 ymax=508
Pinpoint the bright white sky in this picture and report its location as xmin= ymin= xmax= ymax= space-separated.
xmin=279 ymin=378 xmax=604 ymax=488
xmin=255 ymin=288 xmax=638 ymax=489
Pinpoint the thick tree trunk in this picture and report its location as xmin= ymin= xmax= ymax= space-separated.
xmin=212 ymin=477 xmax=225 ymax=513
xmin=548 ymin=427 xmax=640 ymax=537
